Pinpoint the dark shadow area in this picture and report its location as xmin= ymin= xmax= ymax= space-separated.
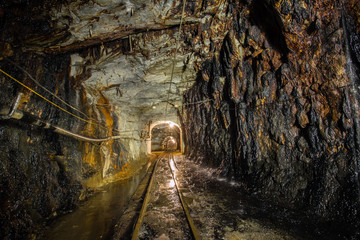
xmin=249 ymin=0 xmax=289 ymax=62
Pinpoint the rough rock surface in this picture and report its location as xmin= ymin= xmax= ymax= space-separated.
xmin=0 ymin=54 xmax=85 ymax=239
xmin=0 ymin=0 xmax=360 ymax=239
xmin=174 ymin=155 xmax=308 ymax=239
xmin=184 ymin=0 xmax=360 ymax=238
xmin=0 ymin=0 xmax=200 ymax=238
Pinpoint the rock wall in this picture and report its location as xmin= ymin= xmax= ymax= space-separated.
xmin=0 ymin=53 xmax=81 ymax=239
xmin=1 ymin=0 xmax=360 ymax=238
xmin=184 ymin=0 xmax=360 ymax=237
xmin=0 ymin=51 xmax=143 ymax=238
xmin=0 ymin=0 xmax=200 ymax=236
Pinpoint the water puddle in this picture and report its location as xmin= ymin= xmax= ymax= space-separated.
xmin=41 ymin=163 xmax=150 ymax=240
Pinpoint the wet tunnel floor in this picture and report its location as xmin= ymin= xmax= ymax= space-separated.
xmin=114 ymin=155 xmax=318 ymax=240
xmin=168 ymin=155 xmax=304 ymax=240
xmin=42 ymin=155 xmax=321 ymax=240
xmin=40 ymin=162 xmax=151 ymax=240
xmin=137 ymin=156 xmax=191 ymax=240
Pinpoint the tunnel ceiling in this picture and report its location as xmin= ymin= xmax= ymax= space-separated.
xmin=2 ymin=0 xmax=359 ymax=120
xmin=5 ymin=0 xmax=229 ymax=119
xmin=2 ymin=0 xmax=359 ymax=138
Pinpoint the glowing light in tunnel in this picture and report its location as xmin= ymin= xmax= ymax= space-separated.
xmin=148 ymin=120 xmax=183 ymax=154
xmin=169 ymin=159 xmax=177 ymax=172
xmin=167 ymin=179 xmax=175 ymax=188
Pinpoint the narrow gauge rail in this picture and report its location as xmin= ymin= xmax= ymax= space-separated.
xmin=131 ymin=154 xmax=200 ymax=240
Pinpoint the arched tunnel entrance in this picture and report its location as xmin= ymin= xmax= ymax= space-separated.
xmin=147 ymin=121 xmax=183 ymax=153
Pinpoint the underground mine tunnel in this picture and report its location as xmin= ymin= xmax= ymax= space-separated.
xmin=1 ymin=0 xmax=360 ymax=239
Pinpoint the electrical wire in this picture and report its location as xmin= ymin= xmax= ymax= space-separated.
xmin=165 ymin=0 xmax=187 ymax=114
xmin=0 ymin=61 xmax=209 ymax=132
xmin=95 ymin=98 xmax=213 ymax=110
xmin=0 ymin=68 xmax=94 ymax=124
xmin=0 ymin=59 xmax=134 ymax=135
xmin=184 ymin=84 xmax=352 ymax=110
xmin=1 ymin=56 xmax=92 ymax=120
xmin=0 ymin=68 xmax=123 ymax=135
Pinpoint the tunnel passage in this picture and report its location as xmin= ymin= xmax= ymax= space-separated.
xmin=150 ymin=121 xmax=181 ymax=153
xmin=1 ymin=1 xmax=360 ymax=239
xmin=162 ymin=136 xmax=177 ymax=151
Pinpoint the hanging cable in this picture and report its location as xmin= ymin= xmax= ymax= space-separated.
xmin=0 ymin=68 xmax=93 ymax=123
xmin=95 ymin=98 xmax=213 ymax=109
xmin=165 ymin=0 xmax=187 ymax=114
xmin=0 ymin=106 xmax=122 ymax=142
xmin=53 ymin=125 xmax=123 ymax=142
xmin=183 ymin=84 xmax=353 ymax=111
xmin=0 ymin=60 xmax=128 ymax=135
xmin=1 ymin=56 xmax=92 ymax=120
xmin=0 ymin=68 xmax=124 ymax=135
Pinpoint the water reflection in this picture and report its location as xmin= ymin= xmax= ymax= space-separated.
xmin=169 ymin=159 xmax=176 ymax=172
xmin=167 ymin=179 xmax=175 ymax=188
xmin=41 ymin=165 xmax=149 ymax=240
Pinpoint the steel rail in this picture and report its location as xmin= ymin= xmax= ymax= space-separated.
xmin=131 ymin=158 xmax=160 ymax=240
xmin=168 ymin=154 xmax=200 ymax=240
xmin=130 ymin=154 xmax=200 ymax=240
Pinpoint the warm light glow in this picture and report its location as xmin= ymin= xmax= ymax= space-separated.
xmin=167 ymin=179 xmax=175 ymax=188
xmin=149 ymin=120 xmax=182 ymax=154
xmin=169 ymin=159 xmax=176 ymax=172
xmin=152 ymin=106 xmax=156 ymax=109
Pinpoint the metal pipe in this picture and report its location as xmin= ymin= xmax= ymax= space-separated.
xmin=52 ymin=125 xmax=122 ymax=142
xmin=0 ymin=93 xmax=23 ymax=120
xmin=1 ymin=56 xmax=91 ymax=119
xmin=0 ymin=108 xmax=122 ymax=142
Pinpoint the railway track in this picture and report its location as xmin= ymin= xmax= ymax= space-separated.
xmin=113 ymin=154 xmax=307 ymax=240
xmin=130 ymin=154 xmax=200 ymax=240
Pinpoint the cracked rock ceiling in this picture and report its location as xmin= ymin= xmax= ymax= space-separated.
xmin=17 ymin=0 xmax=227 ymax=121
